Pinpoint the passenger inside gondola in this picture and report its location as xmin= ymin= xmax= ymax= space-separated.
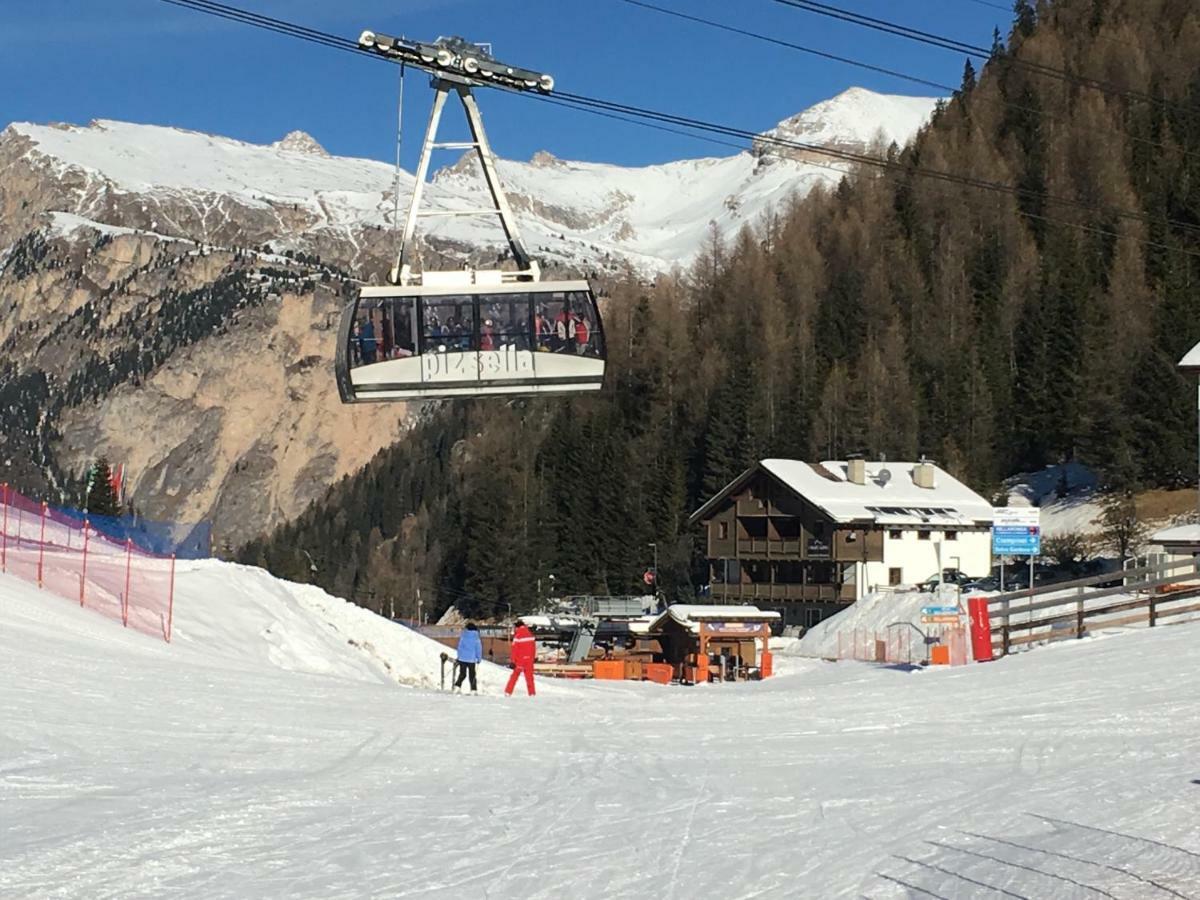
xmin=535 ymin=306 xmax=552 ymax=350
xmin=358 ymin=318 xmax=377 ymax=364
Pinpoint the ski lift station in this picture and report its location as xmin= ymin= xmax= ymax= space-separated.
xmin=418 ymin=600 xmax=778 ymax=685
xmin=690 ymin=458 xmax=995 ymax=629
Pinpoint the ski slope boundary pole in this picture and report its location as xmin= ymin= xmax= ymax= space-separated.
xmin=1 ymin=482 xmax=8 ymax=574
xmin=80 ymin=520 xmax=89 ymax=607
xmin=37 ymin=502 xmax=47 ymax=588
xmin=123 ymin=539 xmax=132 ymax=627
xmin=164 ymin=554 xmax=175 ymax=643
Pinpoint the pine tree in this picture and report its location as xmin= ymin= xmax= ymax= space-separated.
xmin=85 ymin=459 xmax=121 ymax=518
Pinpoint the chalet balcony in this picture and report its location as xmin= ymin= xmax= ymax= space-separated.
xmin=736 ymin=538 xmax=803 ymax=557
xmin=710 ymin=582 xmax=854 ymax=603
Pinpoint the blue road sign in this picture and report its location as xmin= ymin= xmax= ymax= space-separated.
xmin=992 ymin=525 xmax=1041 ymax=555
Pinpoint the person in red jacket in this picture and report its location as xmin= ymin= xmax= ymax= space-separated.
xmin=505 ymin=622 xmax=537 ymax=697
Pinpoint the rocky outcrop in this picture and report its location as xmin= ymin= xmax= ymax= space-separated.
xmin=0 ymin=218 xmax=402 ymax=546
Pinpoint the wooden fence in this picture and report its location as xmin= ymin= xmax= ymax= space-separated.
xmin=986 ymin=557 xmax=1200 ymax=655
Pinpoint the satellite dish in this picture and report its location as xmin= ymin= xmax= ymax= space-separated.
xmin=877 ymin=468 xmax=892 ymax=486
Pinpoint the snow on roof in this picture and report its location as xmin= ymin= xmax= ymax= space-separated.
xmin=1180 ymin=341 xmax=1200 ymax=373
xmin=1152 ymin=523 xmax=1200 ymax=545
xmin=646 ymin=605 xmax=780 ymax=634
xmin=692 ymin=460 xmax=993 ymax=526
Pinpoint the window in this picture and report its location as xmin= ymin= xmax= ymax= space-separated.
xmin=918 ymin=530 xmax=931 ymax=541
xmin=532 ymin=291 xmax=604 ymax=358
xmin=351 ymin=297 xmax=417 ymax=366
xmin=889 ymin=567 xmax=903 ymax=586
xmin=945 ymin=530 xmax=958 ymax=541
xmin=479 ymin=294 xmax=531 ymax=352
xmin=422 ymin=296 xmax=475 ymax=352
xmin=888 ymin=529 xmax=903 ymax=540
xmin=718 ymin=521 xmax=729 ymax=540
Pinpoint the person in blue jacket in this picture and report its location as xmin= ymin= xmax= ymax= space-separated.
xmin=454 ymin=622 xmax=483 ymax=693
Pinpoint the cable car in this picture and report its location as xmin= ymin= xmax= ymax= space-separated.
xmin=336 ymin=31 xmax=606 ymax=403
xmin=335 ymin=276 xmax=604 ymax=401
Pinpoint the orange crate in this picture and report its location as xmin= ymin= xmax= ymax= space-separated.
xmin=644 ymin=663 xmax=673 ymax=684
xmin=592 ymin=660 xmax=625 ymax=680
xmin=930 ymin=645 xmax=950 ymax=666
xmin=624 ymin=660 xmax=643 ymax=680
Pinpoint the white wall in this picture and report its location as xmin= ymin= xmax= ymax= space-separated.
xmin=857 ymin=528 xmax=991 ymax=598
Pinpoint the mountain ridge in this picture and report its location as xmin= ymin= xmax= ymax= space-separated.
xmin=3 ymin=86 xmax=938 ymax=275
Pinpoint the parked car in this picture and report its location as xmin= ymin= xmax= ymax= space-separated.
xmin=918 ymin=569 xmax=980 ymax=592
xmin=1000 ymin=565 xmax=1061 ymax=590
xmin=960 ymin=575 xmax=1001 ymax=593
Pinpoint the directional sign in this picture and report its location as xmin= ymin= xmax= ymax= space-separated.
xmin=992 ymin=506 xmax=1041 ymax=556
xmin=921 ymin=606 xmax=960 ymax=615
xmin=921 ymin=614 xmax=962 ymax=625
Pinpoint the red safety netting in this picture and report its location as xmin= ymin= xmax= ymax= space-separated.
xmin=1 ymin=483 xmax=175 ymax=642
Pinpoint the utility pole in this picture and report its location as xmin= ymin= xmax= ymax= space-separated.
xmin=648 ymin=542 xmax=658 ymax=605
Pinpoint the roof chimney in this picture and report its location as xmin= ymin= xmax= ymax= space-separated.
xmin=913 ymin=458 xmax=936 ymax=489
xmin=847 ymin=456 xmax=866 ymax=485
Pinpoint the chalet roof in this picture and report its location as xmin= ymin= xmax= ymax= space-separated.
xmin=689 ymin=459 xmax=994 ymax=527
xmin=1181 ymin=341 xmax=1200 ymax=374
xmin=1152 ymin=523 xmax=1200 ymax=547
xmin=646 ymin=604 xmax=780 ymax=634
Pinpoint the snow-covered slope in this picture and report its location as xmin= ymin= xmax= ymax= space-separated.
xmin=755 ymin=86 xmax=938 ymax=155
xmin=3 ymin=87 xmax=937 ymax=271
xmin=4 ymin=560 xmax=1200 ymax=897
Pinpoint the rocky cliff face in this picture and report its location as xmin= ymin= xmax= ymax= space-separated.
xmin=0 ymin=218 xmax=403 ymax=546
xmin=0 ymin=87 xmax=936 ymax=546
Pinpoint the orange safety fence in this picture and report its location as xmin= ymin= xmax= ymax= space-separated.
xmin=1 ymin=483 xmax=175 ymax=642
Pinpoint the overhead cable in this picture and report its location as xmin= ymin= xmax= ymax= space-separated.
xmin=772 ymin=0 xmax=1199 ymax=118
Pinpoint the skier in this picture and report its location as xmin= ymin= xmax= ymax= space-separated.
xmin=454 ymin=622 xmax=483 ymax=694
xmin=505 ymin=621 xmax=537 ymax=697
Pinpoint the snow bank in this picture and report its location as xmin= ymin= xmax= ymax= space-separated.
xmin=2 ymin=554 xmax=520 ymax=692
xmin=1005 ymin=461 xmax=1103 ymax=537
xmin=787 ymin=584 xmax=960 ymax=658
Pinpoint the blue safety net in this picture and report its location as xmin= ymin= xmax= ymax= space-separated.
xmin=52 ymin=506 xmax=212 ymax=559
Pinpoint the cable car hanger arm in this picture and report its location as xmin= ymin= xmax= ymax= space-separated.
xmin=358 ymin=31 xmax=554 ymax=93
xmin=362 ymin=30 xmax=543 ymax=285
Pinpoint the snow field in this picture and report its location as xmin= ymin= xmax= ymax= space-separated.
xmin=3 ymin=561 xmax=1200 ymax=898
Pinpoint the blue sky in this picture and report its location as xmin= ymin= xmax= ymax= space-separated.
xmin=1 ymin=0 xmax=1007 ymax=168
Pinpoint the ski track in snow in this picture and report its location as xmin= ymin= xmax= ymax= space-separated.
xmin=2 ymin=559 xmax=1200 ymax=899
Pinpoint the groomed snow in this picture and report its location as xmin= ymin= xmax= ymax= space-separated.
xmin=4 ymin=559 xmax=1200 ymax=897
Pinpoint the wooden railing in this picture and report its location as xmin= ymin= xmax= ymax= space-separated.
xmin=710 ymin=582 xmax=851 ymax=603
xmin=986 ymin=557 xmax=1200 ymax=655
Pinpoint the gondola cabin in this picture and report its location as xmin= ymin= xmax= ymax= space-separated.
xmin=335 ymin=276 xmax=605 ymax=402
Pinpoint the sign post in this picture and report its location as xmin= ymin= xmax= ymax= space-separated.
xmin=991 ymin=507 xmax=1041 ymax=634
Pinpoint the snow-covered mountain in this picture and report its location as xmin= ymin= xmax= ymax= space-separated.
xmin=1 ymin=87 xmax=937 ymax=275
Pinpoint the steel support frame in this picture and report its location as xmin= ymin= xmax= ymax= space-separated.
xmin=393 ymin=78 xmax=537 ymax=285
